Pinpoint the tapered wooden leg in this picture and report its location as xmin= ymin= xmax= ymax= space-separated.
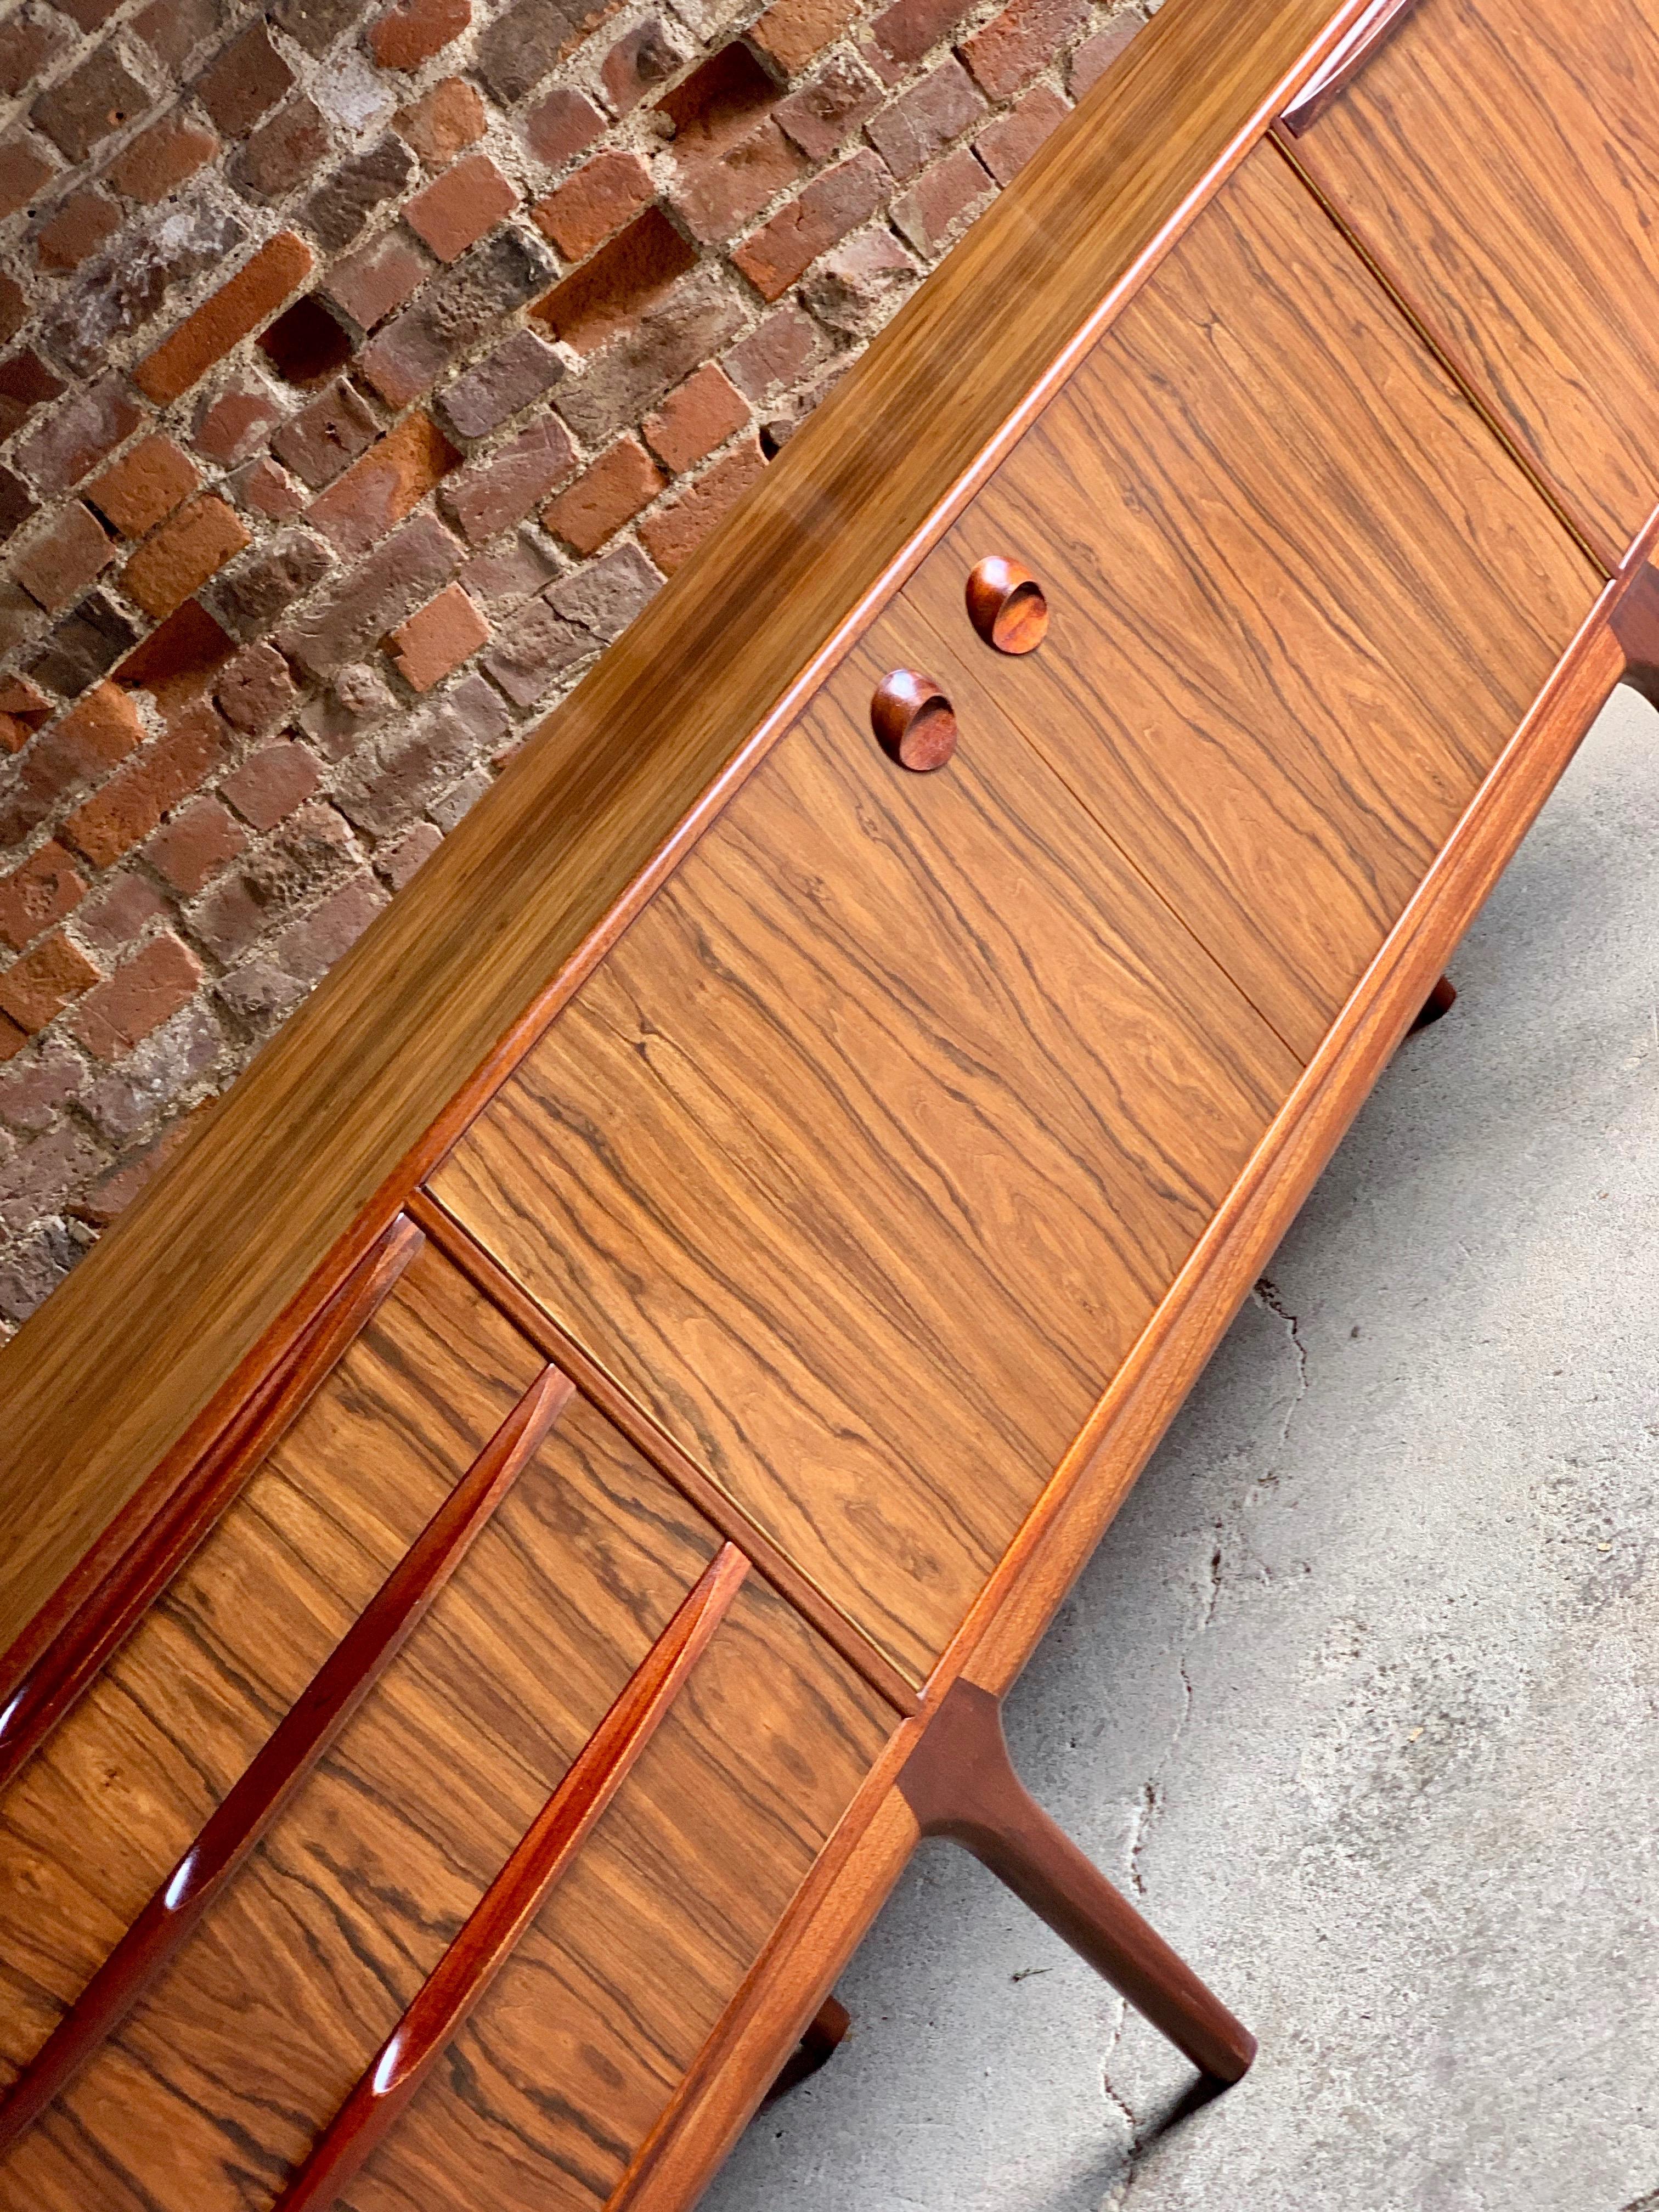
xmin=897 ymin=1682 xmax=1256 ymax=2084
xmin=1409 ymin=974 xmax=1457 ymax=1033
xmin=1611 ymin=562 xmax=1659 ymax=711
xmin=761 ymin=1995 xmax=851 ymax=2108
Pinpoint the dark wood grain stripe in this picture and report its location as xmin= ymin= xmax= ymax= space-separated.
xmin=405 ymin=1188 xmax=920 ymax=1718
xmin=0 ymin=1218 xmax=426 ymax=1798
xmin=272 ymin=1544 xmax=749 ymax=2212
xmin=1279 ymin=0 xmax=1422 ymax=133
xmin=0 ymin=1362 xmax=571 ymax=2157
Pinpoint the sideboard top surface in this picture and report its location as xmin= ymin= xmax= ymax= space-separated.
xmin=0 ymin=0 xmax=1372 ymax=1659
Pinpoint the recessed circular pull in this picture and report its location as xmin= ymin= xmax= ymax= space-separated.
xmin=966 ymin=556 xmax=1048 ymax=654
xmin=871 ymin=669 xmax=958 ymax=771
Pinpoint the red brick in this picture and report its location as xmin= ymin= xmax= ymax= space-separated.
xmin=31 ymin=48 xmax=149 ymax=162
xmin=14 ymin=505 xmax=116 ymax=614
xmin=87 ymin=435 xmax=201 ymax=539
xmin=544 ymin=436 xmax=665 ymax=556
xmin=71 ymin=933 xmax=203 ymax=1060
xmin=308 ymin=410 xmax=459 ymax=558
xmin=0 ymin=351 xmax=64 ymax=442
xmin=975 ymin=83 xmax=1069 ymax=184
xmin=403 ymin=151 xmax=517 ymax=263
xmin=220 ymin=738 xmax=321 ymax=828
xmin=0 ymin=1013 xmax=25 ymax=1064
xmin=961 ymin=0 xmax=1087 ymax=99
xmin=0 ymin=930 xmax=99 ymax=1033
xmin=195 ymin=20 xmax=295 ymax=138
xmin=275 ymin=511 xmax=462 ymax=680
xmin=371 ymin=0 xmax=471 ymax=69
xmin=359 ymin=229 xmax=554 ymax=405
xmin=72 ymin=1108 xmax=211 ymax=1228
xmin=75 ymin=868 xmax=170 ymax=957
xmin=57 ymin=0 xmax=125 ymax=29
xmin=523 ymin=87 xmax=606 ymax=170
xmin=801 ymin=224 xmax=917 ymax=334
xmin=64 ymin=702 xmax=230 ymax=867
xmin=439 ymin=416 xmax=577 ymax=545
xmin=396 ymin=77 xmax=487 ymax=168
xmin=194 ymin=386 xmax=286 ymax=467
xmin=54 ymin=681 xmax=145 ymax=776
xmin=774 ymin=55 xmax=882 ymax=161
xmin=0 ymin=677 xmax=51 ymax=755
xmin=721 ymin=298 xmax=826 ymax=397
xmin=864 ymin=0 xmax=972 ymax=69
xmin=642 ymin=362 xmax=750 ymax=473
xmin=122 ymin=495 xmax=252 ymax=620
xmin=216 ymin=643 xmax=302 ymax=736
xmin=113 ymin=599 xmax=235 ymax=710
xmin=34 ymin=190 xmax=121 ymax=271
xmin=0 ymin=15 xmax=67 ymax=98
xmin=731 ymin=146 xmax=887 ymax=300
xmin=0 ymin=271 xmax=24 ymax=348
xmin=143 ymin=795 xmax=247 ymax=895
xmin=891 ymin=144 xmax=994 ymax=255
xmin=0 ymin=137 xmax=57 ymax=224
xmin=436 ymin=329 xmax=564 ymax=440
xmin=601 ymin=18 xmax=688 ymax=116
xmin=639 ymin=435 xmax=765 ymax=572
xmin=385 ymin=582 xmax=489 ymax=691
xmin=748 ymin=0 xmax=860 ymax=74
xmin=272 ymin=380 xmax=380 ymax=490
xmin=305 ymin=135 xmax=415 ymax=253
xmin=1069 ymin=15 xmax=1139 ymax=99
xmin=104 ymin=111 xmax=218 ymax=203
xmin=866 ymin=59 xmax=987 ymax=180
xmin=672 ymin=122 xmax=805 ymax=248
xmin=458 ymin=533 xmax=557 ymax=607
xmin=135 ymin=233 xmax=316 ymax=405
xmin=205 ymin=530 xmax=333 ymax=642
xmin=533 ymin=150 xmax=654 ymax=262
xmin=0 ymin=844 xmax=87 ymax=954
xmin=234 ymin=456 xmax=308 ymax=521
xmin=234 ymin=95 xmax=331 ymax=201
xmin=533 ymin=207 xmax=696 ymax=356
xmin=15 ymin=375 xmax=140 ymax=497
xmin=379 ymin=820 xmax=442 ymax=890
xmin=325 ymin=233 xmax=432 ymax=331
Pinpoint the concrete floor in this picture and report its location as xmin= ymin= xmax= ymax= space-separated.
xmin=706 ymin=683 xmax=1659 ymax=2212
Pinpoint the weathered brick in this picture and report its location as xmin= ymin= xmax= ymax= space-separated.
xmin=866 ymin=58 xmax=986 ymax=179
xmin=0 ymin=676 xmax=52 ymax=753
xmin=638 ymin=433 xmax=765 ymax=571
xmin=672 ymin=120 xmax=804 ymax=247
xmin=57 ymin=0 xmax=125 ymax=30
xmin=202 ymin=528 xmax=334 ymax=641
xmin=975 ymin=82 xmax=1069 ymax=183
xmin=53 ymin=681 xmax=145 ymax=775
xmin=272 ymin=379 xmax=381 ymax=489
xmin=0 ymin=1015 xmax=27 ymax=1068
xmin=544 ymin=434 xmax=664 ymax=555
xmin=31 ymin=47 xmax=150 ymax=162
xmin=0 ymin=844 xmax=87 ymax=955
xmin=748 ymin=0 xmax=859 ymax=74
xmin=219 ymin=871 xmax=388 ymax=1026
xmin=0 ymin=930 xmax=100 ymax=1033
xmin=546 ymin=540 xmax=661 ymax=635
xmin=0 ymin=137 xmax=58 ymax=224
xmin=270 ymin=0 xmax=365 ymax=54
xmin=961 ymin=0 xmax=1087 ymax=99
xmin=132 ymin=0 xmax=227 ymax=73
xmin=359 ymin=228 xmax=555 ymax=407
xmin=221 ymin=736 xmax=322 ymax=826
xmin=309 ymin=410 xmax=459 ymax=557
xmin=71 ymin=1109 xmax=209 ymax=1228
xmin=0 ymin=468 xmax=35 ymax=548
xmin=480 ymin=597 xmax=588 ymax=705
xmin=216 ymin=642 xmax=302 ymax=736
xmin=0 ymin=1217 xmax=82 ymax=1322
xmin=1 ymin=1128 xmax=106 ymax=1242
xmin=0 ymin=271 xmax=24 ymax=347
xmin=276 ymin=511 xmax=461 ymax=679
xmin=14 ymin=505 xmax=116 ymax=615
xmin=385 ymin=582 xmax=490 ymax=691
xmin=642 ymin=360 xmax=749 ymax=472
xmin=774 ymin=54 xmax=883 ymax=161
xmin=732 ymin=146 xmax=886 ymax=298
xmin=397 ymin=77 xmax=487 ymax=168
xmin=890 ymin=143 xmax=994 ymax=255
xmin=37 ymin=199 xmax=245 ymax=380
xmin=534 ymin=206 xmax=697 ymax=356
xmin=16 ymin=376 xmax=142 ymax=498
xmin=104 ymin=110 xmax=218 ymax=202
xmin=324 ymin=232 xmax=432 ymax=331
xmin=30 ymin=593 xmax=139 ymax=697
xmin=87 ymin=434 xmax=201 ymax=539
xmin=439 ymin=415 xmax=577 ymax=544
xmin=64 ymin=702 xmax=230 ymax=866
xmin=34 ymin=189 xmax=121 ymax=270
xmin=300 ymin=662 xmax=396 ymax=757
xmin=71 ymin=933 xmax=204 ymax=1060
xmin=0 ymin=1035 xmax=86 ymax=1136
xmin=135 ymin=232 xmax=316 ymax=405
xmin=477 ymin=0 xmax=626 ymax=106
xmin=863 ymin=0 xmax=970 ymax=69
xmin=143 ymin=795 xmax=247 ymax=895
xmin=403 ymin=150 xmax=518 ymax=262
xmin=114 ymin=598 xmax=236 ymax=707
xmin=459 ymin=530 xmax=558 ymax=607
xmin=69 ymin=867 xmax=167 ymax=955
xmin=0 ymin=13 xmax=68 ymax=98
xmin=556 ymin=269 xmax=746 ymax=441
xmin=523 ymin=85 xmax=606 ymax=168
xmin=0 ymin=351 xmax=64 ymax=442
xmin=233 ymin=94 xmax=332 ymax=200
xmin=0 ymin=727 xmax=91 ymax=847
xmin=602 ymin=16 xmax=689 ymax=114
xmin=195 ymin=19 xmax=294 ymax=137
xmin=801 ymin=224 xmax=918 ymax=332
xmin=378 ymin=820 xmax=442 ymax=889
xmin=533 ymin=149 xmax=655 ymax=261
xmin=189 ymin=798 xmax=358 ymax=961
xmin=77 ymin=994 xmax=216 ymax=1141
xmin=1069 ymin=14 xmax=1139 ymax=99
xmin=335 ymin=671 xmax=506 ymax=831
xmin=194 ymin=384 xmax=287 ymax=466
xmin=121 ymin=494 xmax=251 ymax=620
xmin=715 ymin=289 xmax=807 ymax=388
xmin=436 ymin=328 xmax=564 ymax=440
xmin=371 ymin=0 xmax=471 ymax=69
xmin=303 ymin=136 xmax=415 ymax=254
xmin=234 ymin=454 xmax=308 ymax=522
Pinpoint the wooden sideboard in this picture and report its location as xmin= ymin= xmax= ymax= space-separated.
xmin=4 ymin=0 xmax=1659 ymax=2203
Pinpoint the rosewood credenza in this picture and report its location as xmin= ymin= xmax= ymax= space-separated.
xmin=5 ymin=0 xmax=1659 ymax=2203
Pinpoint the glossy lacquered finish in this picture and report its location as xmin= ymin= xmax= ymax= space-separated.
xmin=870 ymin=667 xmax=958 ymax=768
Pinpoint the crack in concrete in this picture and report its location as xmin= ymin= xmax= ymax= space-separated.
xmin=1252 ymin=1276 xmax=1310 ymax=1461
xmin=1616 ymin=2190 xmax=1659 ymax=2211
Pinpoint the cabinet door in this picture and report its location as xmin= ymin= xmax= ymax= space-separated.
xmin=900 ymin=142 xmax=1598 ymax=1062
xmin=1282 ymin=0 xmax=1659 ymax=565
xmin=431 ymin=630 xmax=1299 ymax=1687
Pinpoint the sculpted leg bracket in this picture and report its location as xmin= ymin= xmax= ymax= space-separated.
xmin=762 ymin=1996 xmax=853 ymax=2108
xmin=1611 ymin=561 xmax=1659 ymax=712
xmin=896 ymin=1681 xmax=1256 ymax=2084
xmin=1410 ymin=974 xmax=1458 ymax=1033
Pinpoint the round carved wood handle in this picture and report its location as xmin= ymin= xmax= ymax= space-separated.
xmin=871 ymin=669 xmax=958 ymax=771
xmin=965 ymin=556 xmax=1048 ymax=654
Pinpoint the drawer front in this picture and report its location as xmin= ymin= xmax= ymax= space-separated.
xmin=0 ymin=1240 xmax=725 ymax=2208
xmin=431 ymin=630 xmax=1300 ymax=1685
xmin=901 ymin=141 xmax=1597 ymax=1060
xmin=1283 ymin=0 xmax=1659 ymax=563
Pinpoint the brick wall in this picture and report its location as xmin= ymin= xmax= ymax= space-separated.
xmin=0 ymin=0 xmax=1147 ymax=1336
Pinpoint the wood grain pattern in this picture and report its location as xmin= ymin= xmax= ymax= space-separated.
xmin=432 ymin=624 xmax=1299 ymax=1683
xmin=1278 ymin=0 xmax=1421 ymax=132
xmin=0 ymin=0 xmax=1378 ymax=1664
xmin=0 ymin=1240 xmax=533 ymax=2102
xmin=337 ymin=1569 xmax=894 ymax=2212
xmin=1285 ymin=0 xmax=1659 ymax=565
xmin=902 ymin=143 xmax=1599 ymax=1059
xmin=0 ymin=1382 xmax=722 ymax=2206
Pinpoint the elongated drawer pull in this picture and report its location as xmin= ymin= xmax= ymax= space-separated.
xmin=966 ymin=557 xmax=1049 ymax=654
xmin=1279 ymin=0 xmax=1422 ymax=134
xmin=872 ymin=669 xmax=957 ymax=770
